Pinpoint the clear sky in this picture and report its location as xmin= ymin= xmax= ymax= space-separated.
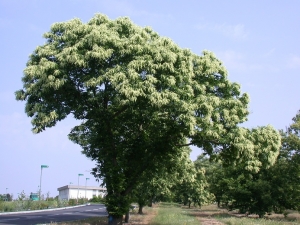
xmin=1 ymin=0 xmax=299 ymax=199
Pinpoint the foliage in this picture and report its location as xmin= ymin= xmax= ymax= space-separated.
xmin=205 ymin=159 xmax=279 ymax=217
xmin=0 ymin=201 xmax=15 ymax=212
xmin=272 ymin=110 xmax=300 ymax=212
xmin=15 ymin=13 xmax=281 ymax=223
xmin=133 ymin=146 xmax=196 ymax=214
xmin=89 ymin=195 xmax=105 ymax=203
xmin=0 ymin=199 xmax=69 ymax=212
xmin=76 ymin=198 xmax=85 ymax=205
xmin=218 ymin=125 xmax=281 ymax=172
xmin=194 ymin=154 xmax=229 ymax=207
xmin=0 ymin=191 xmax=69 ymax=212
xmin=17 ymin=190 xmax=27 ymax=201
xmin=0 ymin=194 xmax=12 ymax=201
xmin=203 ymin=110 xmax=300 ymax=218
xmin=47 ymin=197 xmax=55 ymax=201
xmin=68 ymin=198 xmax=77 ymax=206
xmin=172 ymin=154 xmax=213 ymax=208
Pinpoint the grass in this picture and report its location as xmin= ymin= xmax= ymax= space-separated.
xmin=155 ymin=203 xmax=300 ymax=225
xmin=0 ymin=198 xmax=94 ymax=212
xmin=200 ymin=204 xmax=300 ymax=225
xmin=0 ymin=200 xmax=73 ymax=212
xmin=149 ymin=202 xmax=199 ymax=225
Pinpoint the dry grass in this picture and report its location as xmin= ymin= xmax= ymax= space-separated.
xmin=124 ymin=206 xmax=157 ymax=225
xmin=198 ymin=205 xmax=300 ymax=225
xmin=182 ymin=205 xmax=225 ymax=225
xmin=149 ymin=202 xmax=200 ymax=225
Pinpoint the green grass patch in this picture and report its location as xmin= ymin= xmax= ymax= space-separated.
xmin=0 ymin=199 xmax=88 ymax=213
xmin=149 ymin=203 xmax=199 ymax=225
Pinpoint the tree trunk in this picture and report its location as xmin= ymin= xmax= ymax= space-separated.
xmin=138 ymin=205 xmax=143 ymax=214
xmin=108 ymin=215 xmax=123 ymax=225
xmin=138 ymin=199 xmax=145 ymax=214
xmin=125 ymin=211 xmax=130 ymax=223
xmin=258 ymin=213 xmax=264 ymax=218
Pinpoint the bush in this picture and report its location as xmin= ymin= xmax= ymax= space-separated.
xmin=78 ymin=198 xmax=86 ymax=204
xmin=0 ymin=201 xmax=15 ymax=212
xmin=89 ymin=195 xmax=104 ymax=203
xmin=68 ymin=198 xmax=77 ymax=206
xmin=0 ymin=199 xmax=74 ymax=212
xmin=57 ymin=199 xmax=68 ymax=208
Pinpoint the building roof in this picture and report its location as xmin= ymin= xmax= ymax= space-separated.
xmin=57 ymin=185 xmax=107 ymax=191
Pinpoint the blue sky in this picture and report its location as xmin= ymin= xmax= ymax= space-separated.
xmin=1 ymin=0 xmax=299 ymax=198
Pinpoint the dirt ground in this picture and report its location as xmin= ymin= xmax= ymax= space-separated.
xmin=187 ymin=207 xmax=225 ymax=225
xmin=196 ymin=217 xmax=225 ymax=225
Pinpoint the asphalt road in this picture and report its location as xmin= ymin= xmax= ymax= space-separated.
xmin=0 ymin=204 xmax=107 ymax=225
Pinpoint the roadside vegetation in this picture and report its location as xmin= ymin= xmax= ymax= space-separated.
xmin=0 ymin=194 xmax=104 ymax=212
xmin=0 ymin=199 xmax=72 ymax=212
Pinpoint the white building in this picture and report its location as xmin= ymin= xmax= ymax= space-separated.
xmin=57 ymin=185 xmax=107 ymax=200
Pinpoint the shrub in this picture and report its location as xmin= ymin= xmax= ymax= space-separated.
xmin=68 ymin=198 xmax=77 ymax=206
xmin=89 ymin=196 xmax=104 ymax=203
xmin=0 ymin=202 xmax=15 ymax=212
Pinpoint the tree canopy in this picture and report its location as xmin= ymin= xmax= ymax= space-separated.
xmin=201 ymin=111 xmax=300 ymax=218
xmin=15 ymin=14 xmax=281 ymax=224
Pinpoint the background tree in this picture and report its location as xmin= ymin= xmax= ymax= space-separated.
xmin=132 ymin=146 xmax=194 ymax=214
xmin=203 ymin=158 xmax=274 ymax=217
xmin=17 ymin=191 xmax=27 ymax=201
xmin=173 ymin=167 xmax=213 ymax=208
xmin=15 ymin=14 xmax=281 ymax=224
xmin=173 ymin=154 xmax=213 ymax=208
xmin=202 ymin=111 xmax=300 ymax=217
xmin=272 ymin=110 xmax=300 ymax=212
xmin=194 ymin=154 xmax=228 ymax=207
xmin=0 ymin=194 xmax=7 ymax=201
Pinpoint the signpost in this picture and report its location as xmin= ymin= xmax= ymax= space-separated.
xmin=77 ymin=173 xmax=84 ymax=203
xmin=85 ymin=177 xmax=90 ymax=200
xmin=39 ymin=165 xmax=49 ymax=201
